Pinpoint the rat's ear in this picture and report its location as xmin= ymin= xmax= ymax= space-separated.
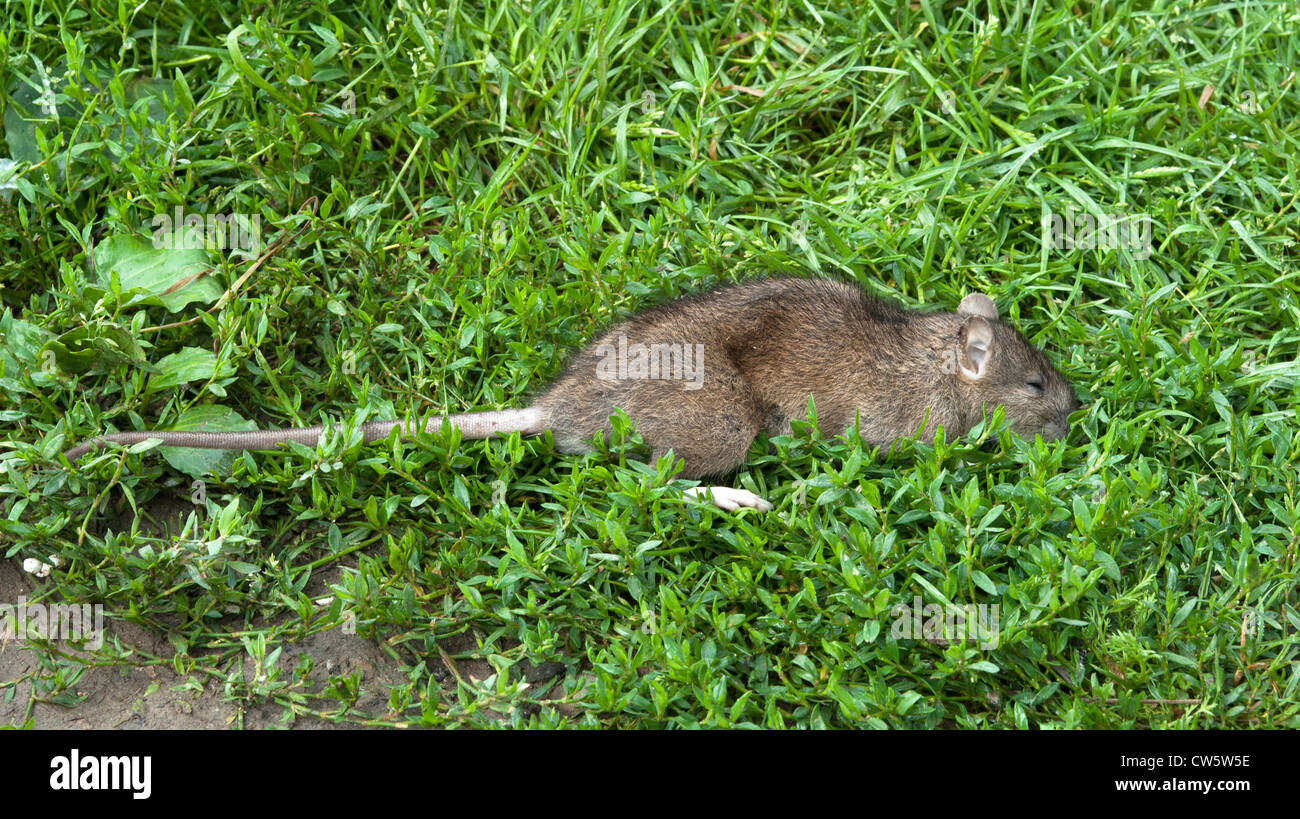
xmin=957 ymin=316 xmax=995 ymax=382
xmin=959 ymin=293 xmax=998 ymax=320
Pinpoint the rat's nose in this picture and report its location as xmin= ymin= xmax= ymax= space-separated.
xmin=1043 ymin=415 xmax=1071 ymax=441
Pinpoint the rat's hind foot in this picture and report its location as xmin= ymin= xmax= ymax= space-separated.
xmin=684 ymin=485 xmax=773 ymax=513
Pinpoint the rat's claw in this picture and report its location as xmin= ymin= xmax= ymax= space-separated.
xmin=684 ymin=486 xmax=773 ymax=513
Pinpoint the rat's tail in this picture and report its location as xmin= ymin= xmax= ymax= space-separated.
xmin=62 ymin=408 xmax=550 ymax=461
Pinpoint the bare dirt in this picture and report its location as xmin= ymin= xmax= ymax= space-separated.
xmin=0 ymin=556 xmax=571 ymax=729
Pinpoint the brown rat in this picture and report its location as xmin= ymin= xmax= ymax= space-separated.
xmin=62 ymin=276 xmax=1080 ymax=511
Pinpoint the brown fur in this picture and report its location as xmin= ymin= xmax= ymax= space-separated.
xmin=532 ymin=277 xmax=1079 ymax=478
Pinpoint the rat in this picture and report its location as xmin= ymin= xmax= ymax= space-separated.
xmin=62 ymin=276 xmax=1080 ymax=511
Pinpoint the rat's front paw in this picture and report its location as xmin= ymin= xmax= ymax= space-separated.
xmin=684 ymin=486 xmax=773 ymax=513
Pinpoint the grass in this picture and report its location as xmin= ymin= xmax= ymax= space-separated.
xmin=1 ymin=0 xmax=1298 ymax=728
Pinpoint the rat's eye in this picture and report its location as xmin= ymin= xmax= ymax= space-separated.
xmin=1026 ymin=378 xmax=1045 ymax=395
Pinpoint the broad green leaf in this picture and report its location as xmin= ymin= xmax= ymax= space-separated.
xmin=90 ymin=234 xmax=221 ymax=312
xmin=40 ymin=324 xmax=152 ymax=374
xmin=147 ymin=347 xmax=236 ymax=394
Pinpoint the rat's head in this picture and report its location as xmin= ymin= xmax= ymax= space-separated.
xmin=952 ymin=293 xmax=1079 ymax=442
